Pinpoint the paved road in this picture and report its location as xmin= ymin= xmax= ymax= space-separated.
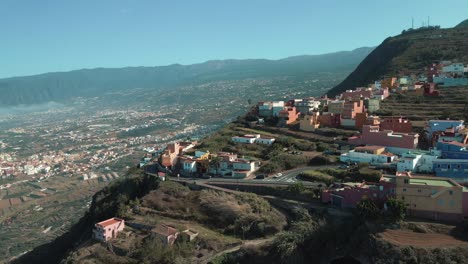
xmin=151 ymin=165 xmax=339 ymax=188
xmin=262 ymin=165 xmax=339 ymax=183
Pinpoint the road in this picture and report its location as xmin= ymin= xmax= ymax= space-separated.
xmin=155 ymin=165 xmax=339 ymax=188
xmin=262 ymin=165 xmax=339 ymax=184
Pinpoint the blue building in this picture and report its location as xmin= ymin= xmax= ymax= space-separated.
xmin=426 ymin=120 xmax=464 ymax=140
xmin=433 ymin=159 xmax=468 ymax=182
xmin=437 ymin=141 xmax=468 ymax=159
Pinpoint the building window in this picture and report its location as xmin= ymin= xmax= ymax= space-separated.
xmin=448 ymin=165 xmax=451 ymax=169
xmin=417 ymin=189 xmax=421 ymax=193
xmin=449 ymin=190 xmax=453 ymax=195
xmin=403 ymin=188 xmax=407 ymax=192
xmin=438 ymin=199 xmax=444 ymax=206
xmin=450 ymin=200 xmax=455 ymax=206
xmin=431 ymin=190 xmax=437 ymax=195
xmin=438 ymin=164 xmax=441 ymax=168
xmin=414 ymin=204 xmax=417 ymax=208
xmin=404 ymin=179 xmax=409 ymax=184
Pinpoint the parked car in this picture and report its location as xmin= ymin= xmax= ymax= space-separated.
xmin=255 ymin=175 xmax=265 ymax=179
xmin=273 ymin=173 xmax=283 ymax=178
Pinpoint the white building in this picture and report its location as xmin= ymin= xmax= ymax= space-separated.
xmin=231 ymin=134 xmax=261 ymax=144
xmin=396 ymin=149 xmax=441 ymax=173
xmin=340 ymin=146 xmax=396 ymax=164
xmin=272 ymin=101 xmax=285 ymax=117
xmin=256 ymin=138 xmax=275 ymax=145
xmin=182 ymin=159 xmax=197 ymax=173
xmin=442 ymin=63 xmax=465 ymax=76
xmin=295 ymin=99 xmax=321 ymax=115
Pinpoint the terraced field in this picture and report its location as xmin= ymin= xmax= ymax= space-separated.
xmin=379 ymin=86 xmax=468 ymax=126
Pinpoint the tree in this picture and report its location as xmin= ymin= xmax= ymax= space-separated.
xmin=386 ymin=198 xmax=406 ymax=222
xmin=356 ymin=198 xmax=379 ymax=220
xmin=209 ymin=156 xmax=223 ymax=175
xmin=288 ymin=182 xmax=305 ymax=194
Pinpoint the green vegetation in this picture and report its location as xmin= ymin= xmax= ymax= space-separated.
xmin=299 ymin=165 xmax=382 ymax=185
xmin=356 ymin=198 xmax=380 ymax=220
xmin=385 ymin=198 xmax=407 ymax=222
xmin=132 ymin=237 xmax=194 ymax=264
xmin=299 ymin=170 xmax=335 ymax=185
xmin=142 ymin=182 xmax=286 ymax=239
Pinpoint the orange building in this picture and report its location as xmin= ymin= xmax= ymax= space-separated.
xmin=278 ymin=106 xmax=300 ymax=126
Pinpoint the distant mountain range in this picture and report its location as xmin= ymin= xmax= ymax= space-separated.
xmin=327 ymin=21 xmax=468 ymax=97
xmin=0 ymin=48 xmax=373 ymax=107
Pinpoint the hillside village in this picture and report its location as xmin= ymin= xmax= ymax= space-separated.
xmin=124 ymin=61 xmax=468 ymax=225
xmin=65 ymin=60 xmax=468 ymax=264
xmin=9 ymin=43 xmax=468 ymax=264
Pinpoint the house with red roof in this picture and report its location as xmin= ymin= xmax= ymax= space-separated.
xmin=151 ymin=224 xmax=179 ymax=246
xmin=92 ymin=217 xmax=125 ymax=242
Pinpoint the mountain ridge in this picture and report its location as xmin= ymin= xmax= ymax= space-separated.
xmin=327 ymin=23 xmax=468 ymax=97
xmin=0 ymin=47 xmax=373 ymax=106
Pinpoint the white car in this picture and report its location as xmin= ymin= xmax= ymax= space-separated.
xmin=273 ymin=173 xmax=283 ymax=178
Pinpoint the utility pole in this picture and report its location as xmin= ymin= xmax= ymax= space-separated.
xmin=412 ymin=17 xmax=414 ymax=29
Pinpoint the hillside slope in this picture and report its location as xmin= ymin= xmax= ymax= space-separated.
xmin=0 ymin=48 xmax=372 ymax=106
xmin=327 ymin=25 xmax=468 ymax=97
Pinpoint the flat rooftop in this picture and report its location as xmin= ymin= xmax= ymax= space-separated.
xmin=96 ymin=217 xmax=123 ymax=227
xmin=409 ymin=178 xmax=456 ymax=187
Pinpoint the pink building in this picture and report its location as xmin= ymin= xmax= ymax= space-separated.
xmin=93 ymin=217 xmax=125 ymax=242
xmin=342 ymin=100 xmax=364 ymax=119
xmin=322 ymin=176 xmax=396 ymax=208
xmin=348 ymin=125 xmax=419 ymax=149
xmin=380 ymin=117 xmax=413 ymax=133
xmin=160 ymin=143 xmax=181 ymax=168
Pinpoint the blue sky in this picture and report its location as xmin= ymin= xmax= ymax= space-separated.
xmin=1 ymin=0 xmax=467 ymax=78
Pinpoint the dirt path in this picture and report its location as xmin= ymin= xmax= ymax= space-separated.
xmin=379 ymin=229 xmax=468 ymax=248
xmin=204 ymin=237 xmax=273 ymax=264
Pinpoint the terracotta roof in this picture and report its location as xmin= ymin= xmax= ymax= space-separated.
xmin=152 ymin=224 xmax=178 ymax=237
xmin=96 ymin=217 xmax=124 ymax=227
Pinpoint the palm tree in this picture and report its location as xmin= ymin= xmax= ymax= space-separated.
xmin=209 ymin=156 xmax=223 ymax=175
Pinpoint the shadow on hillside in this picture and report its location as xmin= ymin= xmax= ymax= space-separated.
xmin=449 ymin=223 xmax=468 ymax=242
xmin=11 ymin=214 xmax=93 ymax=264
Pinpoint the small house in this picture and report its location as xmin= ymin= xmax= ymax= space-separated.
xmin=151 ymin=224 xmax=179 ymax=246
xmin=92 ymin=217 xmax=125 ymax=242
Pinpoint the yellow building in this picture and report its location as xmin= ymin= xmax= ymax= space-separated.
xmin=395 ymin=172 xmax=468 ymax=222
xmin=299 ymin=112 xmax=320 ymax=132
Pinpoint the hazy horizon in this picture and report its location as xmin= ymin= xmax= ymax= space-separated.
xmin=1 ymin=0 xmax=467 ymax=78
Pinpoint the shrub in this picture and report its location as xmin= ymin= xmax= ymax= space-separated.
xmin=287 ymin=182 xmax=306 ymax=194
xmin=308 ymin=155 xmax=335 ymax=166
xmin=385 ymin=198 xmax=406 ymax=222
xmin=356 ymin=198 xmax=379 ymax=220
xmin=300 ymin=170 xmax=335 ymax=185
